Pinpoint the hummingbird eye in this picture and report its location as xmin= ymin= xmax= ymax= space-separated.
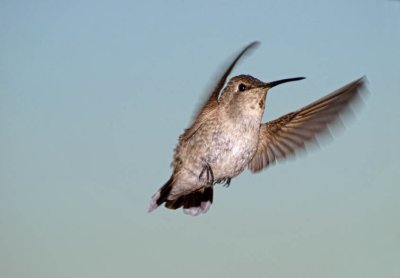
xmin=238 ymin=83 xmax=247 ymax=92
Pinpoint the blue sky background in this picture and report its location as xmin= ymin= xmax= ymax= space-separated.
xmin=1 ymin=1 xmax=400 ymax=277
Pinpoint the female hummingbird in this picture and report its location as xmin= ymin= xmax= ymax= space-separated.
xmin=148 ymin=42 xmax=365 ymax=216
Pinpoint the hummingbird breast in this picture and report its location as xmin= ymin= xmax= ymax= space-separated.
xmin=176 ymin=117 xmax=260 ymax=185
xmin=208 ymin=119 xmax=260 ymax=179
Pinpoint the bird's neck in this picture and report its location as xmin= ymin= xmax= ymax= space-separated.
xmin=220 ymin=107 xmax=262 ymax=132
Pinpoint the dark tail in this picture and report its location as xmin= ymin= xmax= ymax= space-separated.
xmin=148 ymin=178 xmax=213 ymax=216
xmin=148 ymin=177 xmax=173 ymax=213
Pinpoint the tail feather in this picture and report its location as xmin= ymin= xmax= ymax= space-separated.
xmin=148 ymin=179 xmax=213 ymax=216
xmin=148 ymin=177 xmax=173 ymax=213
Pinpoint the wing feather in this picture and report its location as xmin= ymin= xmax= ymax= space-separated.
xmin=178 ymin=41 xmax=260 ymax=142
xmin=248 ymin=77 xmax=366 ymax=173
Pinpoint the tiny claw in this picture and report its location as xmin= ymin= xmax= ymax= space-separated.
xmin=223 ymin=178 xmax=231 ymax=187
xmin=199 ymin=160 xmax=214 ymax=185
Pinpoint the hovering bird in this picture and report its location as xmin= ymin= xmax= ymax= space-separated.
xmin=148 ymin=41 xmax=365 ymax=216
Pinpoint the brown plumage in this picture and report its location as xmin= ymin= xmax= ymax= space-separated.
xmin=249 ymin=78 xmax=365 ymax=172
xmin=175 ymin=42 xmax=260 ymax=147
xmin=148 ymin=41 xmax=366 ymax=216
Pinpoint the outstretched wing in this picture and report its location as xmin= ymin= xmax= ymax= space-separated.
xmin=178 ymin=41 xmax=260 ymax=142
xmin=248 ymin=77 xmax=367 ymax=172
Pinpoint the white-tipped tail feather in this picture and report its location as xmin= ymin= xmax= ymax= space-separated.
xmin=147 ymin=191 xmax=160 ymax=213
xmin=148 ymin=178 xmax=213 ymax=216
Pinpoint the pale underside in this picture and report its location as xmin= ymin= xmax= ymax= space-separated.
xmin=148 ymin=41 xmax=366 ymax=215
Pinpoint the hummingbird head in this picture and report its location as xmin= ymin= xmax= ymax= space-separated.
xmin=220 ymin=75 xmax=305 ymax=123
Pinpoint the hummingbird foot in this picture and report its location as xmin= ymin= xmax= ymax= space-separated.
xmin=199 ymin=160 xmax=214 ymax=185
xmin=222 ymin=178 xmax=231 ymax=187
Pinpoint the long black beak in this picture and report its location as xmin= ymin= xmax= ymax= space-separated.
xmin=267 ymin=77 xmax=305 ymax=88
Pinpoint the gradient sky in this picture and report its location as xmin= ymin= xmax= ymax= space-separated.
xmin=1 ymin=1 xmax=400 ymax=277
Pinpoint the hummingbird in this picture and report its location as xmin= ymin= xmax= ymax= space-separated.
xmin=148 ymin=41 xmax=366 ymax=216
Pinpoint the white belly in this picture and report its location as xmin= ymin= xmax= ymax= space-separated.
xmin=209 ymin=126 xmax=259 ymax=179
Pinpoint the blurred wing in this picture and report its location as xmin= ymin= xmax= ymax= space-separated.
xmin=179 ymin=41 xmax=260 ymax=142
xmin=248 ymin=77 xmax=366 ymax=172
